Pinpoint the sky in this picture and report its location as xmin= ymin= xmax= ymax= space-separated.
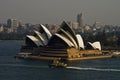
xmin=0 ymin=0 xmax=120 ymax=25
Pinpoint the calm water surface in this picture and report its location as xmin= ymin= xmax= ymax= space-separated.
xmin=0 ymin=41 xmax=120 ymax=80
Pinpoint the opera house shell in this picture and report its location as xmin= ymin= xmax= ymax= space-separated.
xmin=20 ymin=21 xmax=105 ymax=60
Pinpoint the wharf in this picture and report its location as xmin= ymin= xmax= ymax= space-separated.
xmin=15 ymin=52 xmax=112 ymax=61
xmin=15 ymin=53 xmax=61 ymax=60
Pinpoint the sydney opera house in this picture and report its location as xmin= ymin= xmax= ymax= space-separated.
xmin=18 ymin=21 xmax=111 ymax=60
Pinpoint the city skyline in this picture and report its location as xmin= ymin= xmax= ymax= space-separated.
xmin=0 ymin=0 xmax=120 ymax=25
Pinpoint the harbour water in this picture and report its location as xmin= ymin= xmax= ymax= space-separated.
xmin=0 ymin=41 xmax=120 ymax=80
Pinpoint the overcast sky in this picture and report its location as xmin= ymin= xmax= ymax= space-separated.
xmin=0 ymin=0 xmax=120 ymax=25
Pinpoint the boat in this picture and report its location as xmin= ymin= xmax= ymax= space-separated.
xmin=49 ymin=59 xmax=67 ymax=68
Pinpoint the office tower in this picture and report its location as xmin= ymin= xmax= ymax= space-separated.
xmin=77 ymin=13 xmax=84 ymax=27
xmin=7 ymin=19 xmax=19 ymax=32
xmin=7 ymin=19 xmax=19 ymax=28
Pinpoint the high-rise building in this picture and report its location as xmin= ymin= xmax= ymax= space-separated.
xmin=7 ymin=19 xmax=19 ymax=32
xmin=77 ymin=13 xmax=84 ymax=27
xmin=7 ymin=19 xmax=19 ymax=28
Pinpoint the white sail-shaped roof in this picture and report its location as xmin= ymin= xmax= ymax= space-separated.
xmin=58 ymin=29 xmax=78 ymax=48
xmin=55 ymin=33 xmax=75 ymax=47
xmin=88 ymin=41 xmax=101 ymax=50
xmin=40 ymin=24 xmax=52 ymax=39
xmin=92 ymin=41 xmax=101 ymax=50
xmin=26 ymin=35 xmax=43 ymax=47
xmin=34 ymin=30 xmax=45 ymax=46
xmin=88 ymin=42 xmax=94 ymax=48
xmin=48 ymin=21 xmax=83 ymax=49
xmin=38 ymin=24 xmax=52 ymax=45
xmin=76 ymin=34 xmax=84 ymax=49
xmin=59 ymin=21 xmax=79 ymax=49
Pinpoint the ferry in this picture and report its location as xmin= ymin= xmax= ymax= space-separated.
xmin=49 ymin=59 xmax=67 ymax=68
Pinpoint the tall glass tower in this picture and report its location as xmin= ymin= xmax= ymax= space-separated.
xmin=77 ymin=13 xmax=84 ymax=27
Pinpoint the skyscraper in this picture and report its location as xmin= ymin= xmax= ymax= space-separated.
xmin=77 ymin=13 xmax=84 ymax=27
xmin=7 ymin=19 xmax=19 ymax=28
xmin=7 ymin=19 xmax=19 ymax=32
